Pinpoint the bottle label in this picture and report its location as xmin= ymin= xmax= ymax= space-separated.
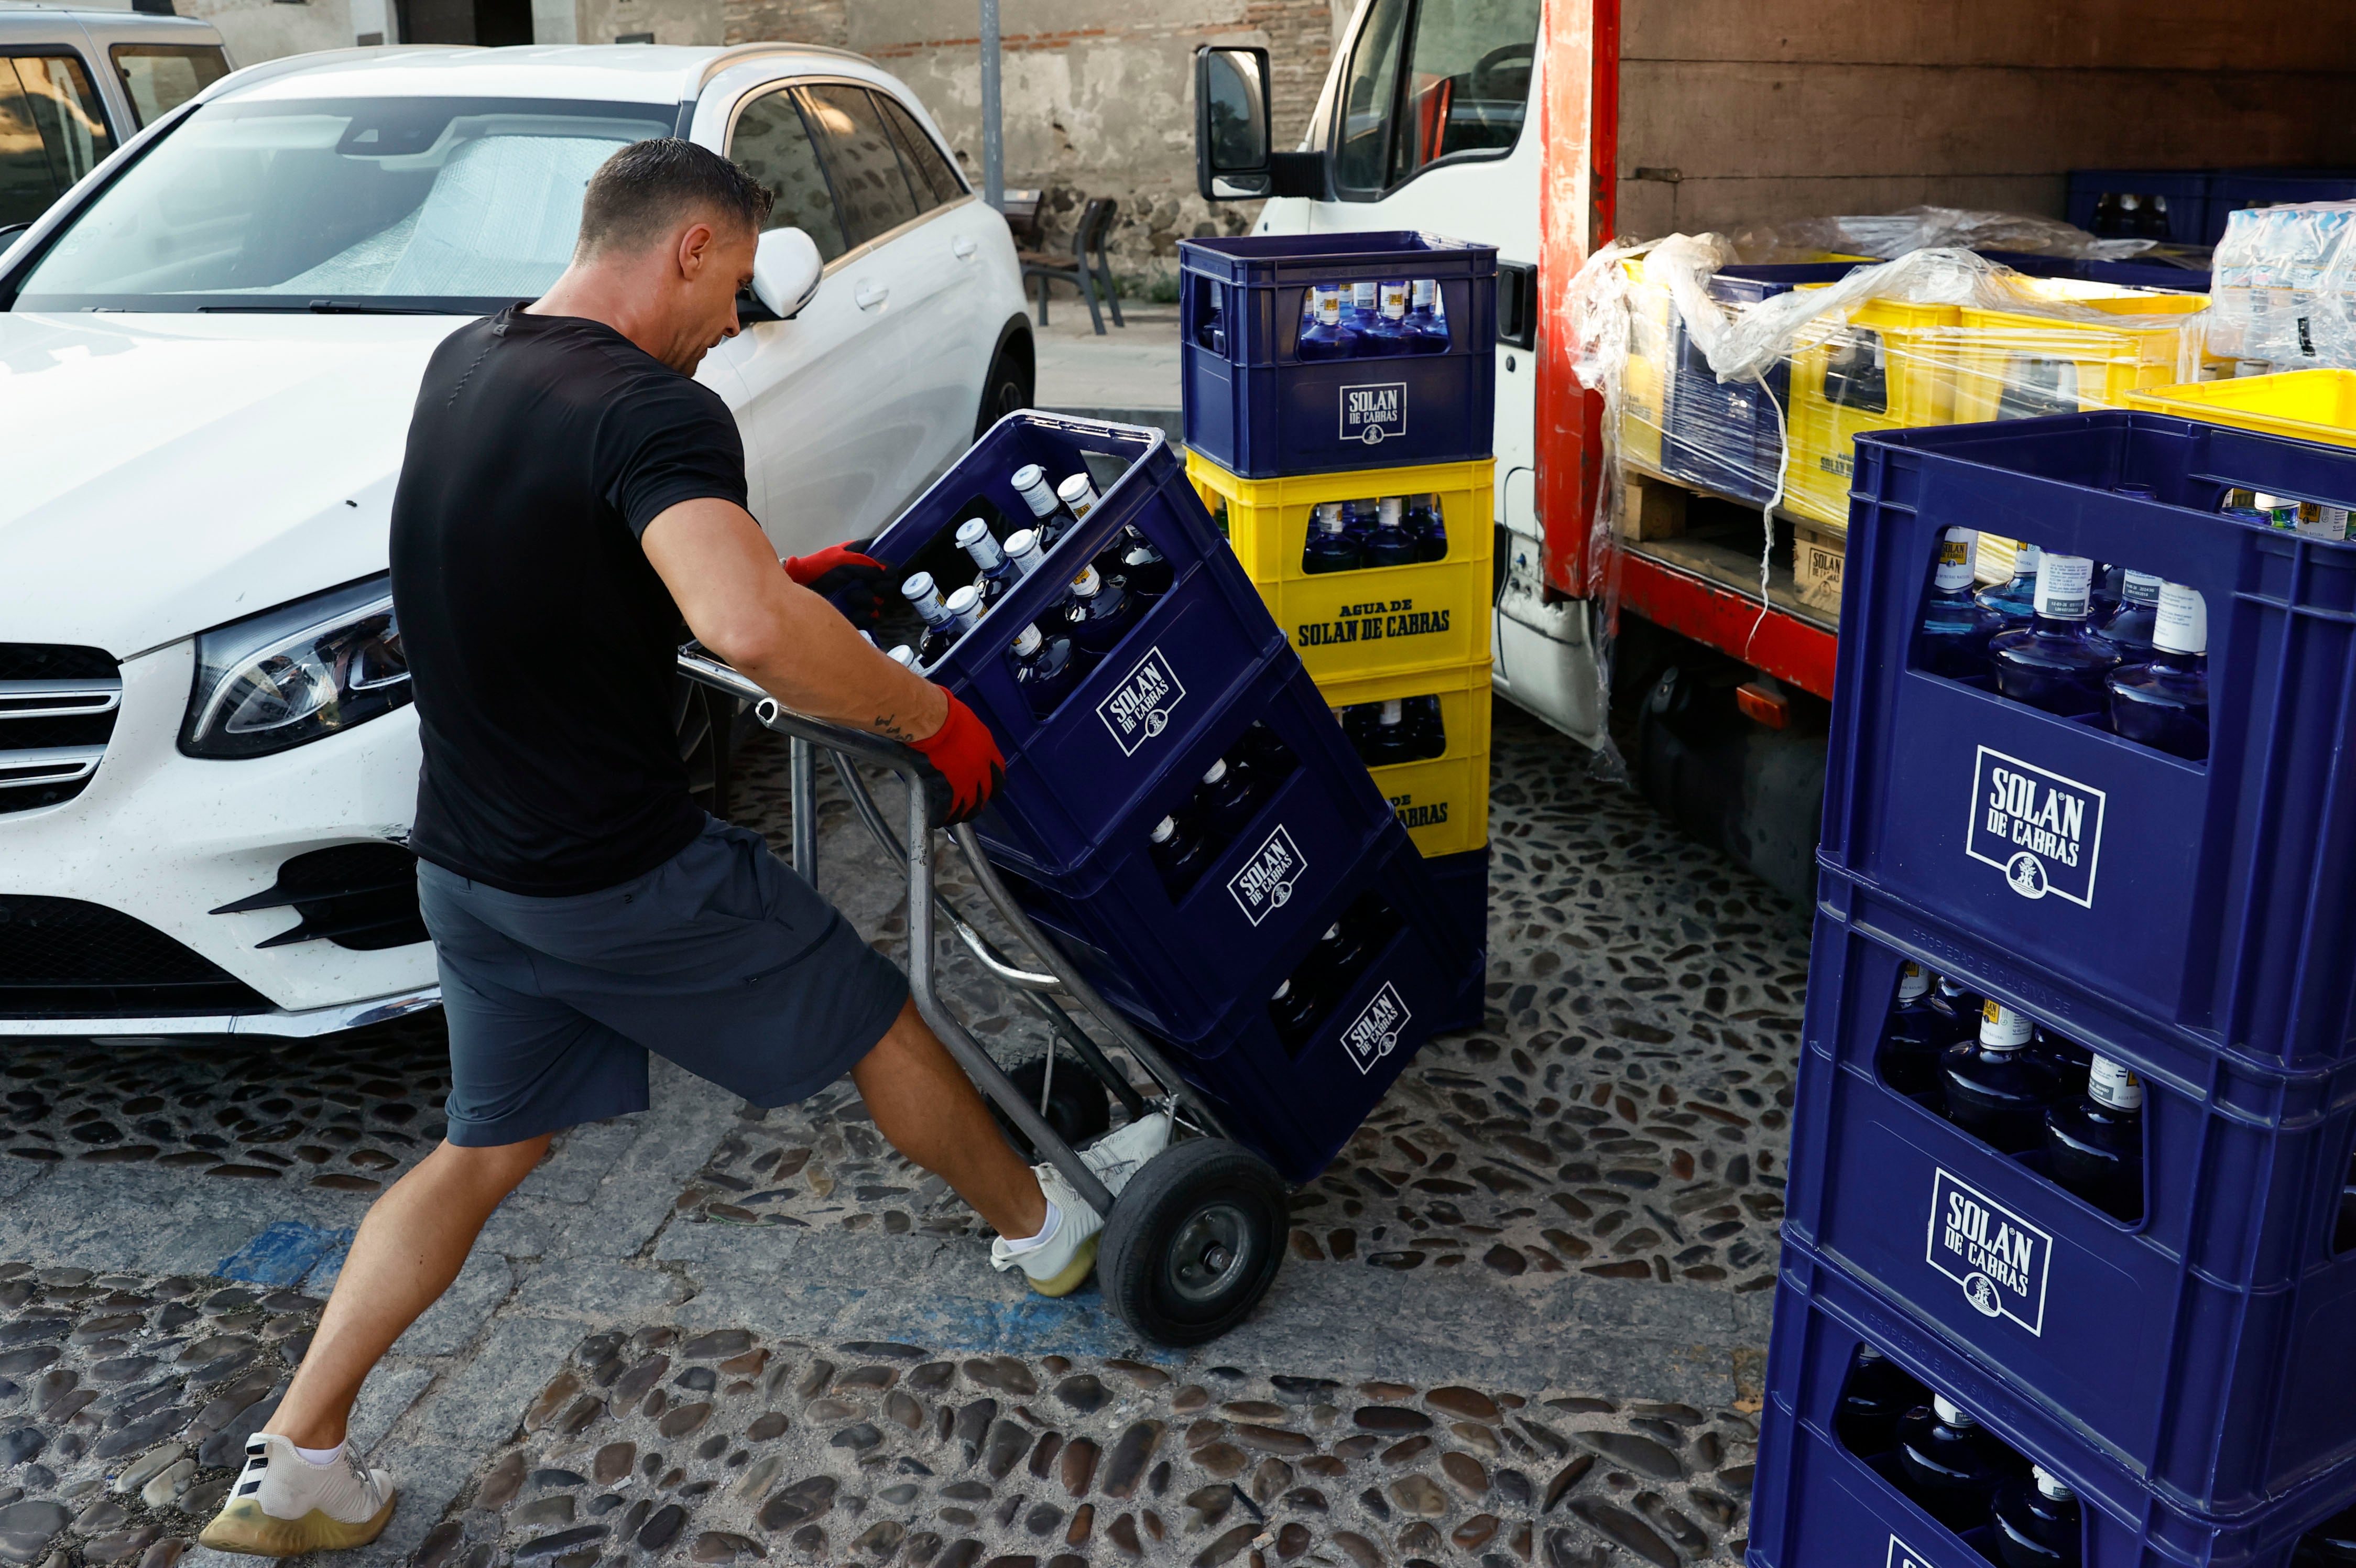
xmin=2121 ymin=570 xmax=2163 ymax=606
xmin=2016 ymin=542 xmax=2043 ymax=572
xmin=2294 ymin=500 xmax=2352 ymax=539
xmin=1979 ymin=999 xmax=2034 ymax=1048
xmin=1926 ymin=1167 xmax=2054 ymax=1335
xmin=1380 ymin=281 xmax=1410 ymax=320
xmin=2033 ymin=554 xmax=2095 ymax=619
xmin=1932 ymin=529 xmax=1979 ymax=592
xmin=1339 ymin=380 xmax=1409 ymax=445
xmin=1315 ymin=290 xmax=1341 ymax=326
xmin=1352 ymin=281 xmax=1377 ymax=308
xmin=1094 ymin=645 xmax=1187 ymax=756
xmin=2088 ymin=1055 xmax=2144 ymax=1112
xmin=2153 ymin=582 xmax=2207 ymax=655
xmin=1412 ymin=278 xmax=1436 ymax=308
xmin=1897 ymin=962 xmax=1930 ymax=1001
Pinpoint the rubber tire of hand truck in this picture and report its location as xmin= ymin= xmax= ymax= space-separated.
xmin=1099 ymin=1138 xmax=1286 ymax=1347
xmin=989 ymin=1054 xmax=1112 ymax=1164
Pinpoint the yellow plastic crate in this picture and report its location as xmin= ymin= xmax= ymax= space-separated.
xmin=2125 ymin=368 xmax=2356 ymax=449
xmin=1317 ymin=659 xmax=1492 ymax=859
xmin=1949 ymin=293 xmax=2209 ymax=425
xmin=1187 ymin=452 xmax=1495 ymax=684
xmin=1785 ymin=296 xmax=1962 ymax=531
xmin=1619 ymin=255 xmax=1674 ymax=473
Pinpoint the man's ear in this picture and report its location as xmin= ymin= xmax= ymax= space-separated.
xmin=675 ymin=220 xmax=718 ymax=281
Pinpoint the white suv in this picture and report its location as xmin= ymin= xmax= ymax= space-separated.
xmin=0 ymin=42 xmax=1033 ymax=1041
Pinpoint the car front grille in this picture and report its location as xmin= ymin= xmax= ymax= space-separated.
xmin=0 ymin=895 xmax=272 ymax=1018
xmin=0 ymin=644 xmax=123 ymax=816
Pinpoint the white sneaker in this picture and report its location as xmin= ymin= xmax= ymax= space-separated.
xmin=199 ymin=1434 xmax=397 ymax=1557
xmin=990 ymin=1161 xmax=1104 ymax=1297
xmin=1081 ymin=1110 xmax=1173 ymax=1196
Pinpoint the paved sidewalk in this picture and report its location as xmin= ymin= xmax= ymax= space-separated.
xmin=0 ymin=705 xmax=1803 ymax=1568
xmin=1032 ymin=303 xmax=1180 ymax=434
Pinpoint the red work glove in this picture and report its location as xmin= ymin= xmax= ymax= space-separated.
xmin=906 ymin=687 xmax=1005 ymax=827
xmin=783 ymin=539 xmax=888 ymax=629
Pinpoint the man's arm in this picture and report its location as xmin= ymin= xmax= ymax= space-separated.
xmin=641 ymin=497 xmax=947 ymax=743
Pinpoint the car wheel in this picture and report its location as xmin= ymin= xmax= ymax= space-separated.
xmin=671 ymin=676 xmax=732 ymax=821
xmin=975 ymin=339 xmax=1033 ymax=440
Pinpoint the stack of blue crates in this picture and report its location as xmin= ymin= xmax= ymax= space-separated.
xmin=868 ymin=413 xmax=1486 ymax=1183
xmin=1754 ymin=411 xmax=2356 ymax=1565
xmin=2067 ymin=166 xmax=2356 ymax=246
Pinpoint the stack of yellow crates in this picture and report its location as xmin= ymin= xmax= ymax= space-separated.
xmin=1187 ymin=456 xmax=1496 ymax=865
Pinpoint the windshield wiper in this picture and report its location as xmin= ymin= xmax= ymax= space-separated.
xmin=197 ymin=300 xmax=461 ymax=315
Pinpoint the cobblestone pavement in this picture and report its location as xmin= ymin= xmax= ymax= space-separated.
xmin=0 ymin=1023 xmax=451 ymax=1192
xmin=0 ymin=698 xmax=1808 ymax=1568
xmin=415 ymin=1327 xmax=1760 ymax=1568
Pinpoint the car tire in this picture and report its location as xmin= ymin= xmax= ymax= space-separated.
xmin=975 ymin=338 xmax=1033 ymax=440
xmin=672 ymin=676 xmax=732 ymax=821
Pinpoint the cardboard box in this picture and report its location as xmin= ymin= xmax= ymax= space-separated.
xmin=1794 ymin=523 xmax=1845 ymax=614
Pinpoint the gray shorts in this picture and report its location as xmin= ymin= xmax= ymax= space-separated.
xmin=417 ymin=816 xmax=908 ymax=1147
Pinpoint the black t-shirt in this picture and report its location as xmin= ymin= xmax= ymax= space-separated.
xmin=390 ymin=307 xmax=747 ymax=896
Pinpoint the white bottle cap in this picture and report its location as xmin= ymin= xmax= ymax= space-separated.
xmin=944 ymin=583 xmax=981 ymax=625
xmin=1012 ymin=624 xmax=1042 ymax=657
xmin=2154 ymin=582 xmax=2208 ymax=655
xmin=860 ymin=629 xmax=879 ymax=647
xmin=1898 ymin=962 xmax=1930 ymax=1002
xmin=1057 ymin=472 xmax=1097 ymax=506
xmin=2032 ymin=1465 xmax=2075 ymax=1501
xmin=1932 ymin=1396 xmax=1974 ymax=1428
xmin=2121 ymin=570 xmax=2164 ymax=606
xmin=1933 ymin=529 xmax=1979 ymax=593
xmin=1315 ymin=288 xmax=1341 ymax=325
xmin=1853 ymin=1343 xmax=1885 ymax=1363
xmin=1202 ymin=758 xmax=1228 ymax=786
xmin=959 ymin=520 xmax=1003 ymax=567
xmin=1070 ymin=564 xmax=1102 ymax=597
xmin=2088 ymin=1055 xmax=2145 ymax=1112
xmin=1380 ymin=496 xmax=1404 ymax=527
xmin=1318 ymin=505 xmax=1347 ymax=535
xmin=1379 ymin=699 xmax=1404 ymax=725
xmin=1151 ymin=815 xmax=1177 ymax=843
xmin=1412 ymin=278 xmax=1436 ymax=306
xmin=955 ymin=518 xmax=989 ymax=549
xmin=901 ymin=570 xmax=937 ymax=603
xmin=1272 ymin=978 xmax=1293 ymax=1001
xmin=1012 ymin=464 xmax=1057 ymax=517
xmin=886 ymin=645 xmax=916 ymax=667
xmin=1380 ymin=280 xmax=1409 ymax=318
xmin=1322 ymin=923 xmax=1341 ymax=941
xmin=1980 ymin=999 xmax=2034 ymax=1049
xmin=1005 ymin=528 xmax=1041 ymax=572
xmin=2034 ymin=553 xmax=2095 ymax=619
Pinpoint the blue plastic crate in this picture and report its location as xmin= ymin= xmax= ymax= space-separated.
xmin=1827 ymin=412 xmax=2356 ymax=1074
xmin=1176 ymin=231 xmax=1497 ymax=479
xmin=2211 ymin=170 xmax=2356 ymax=245
xmin=1977 ymin=249 xmax=2214 ymax=294
xmin=866 ymin=413 xmax=1290 ymax=881
xmin=980 ymin=661 xmax=1408 ymax=1042
xmin=1423 ymin=844 xmax=1490 ymax=1032
xmin=1661 ymin=263 xmax=1856 ymax=503
xmin=1785 ymin=897 xmax=2356 ymax=1515
xmin=1752 ymin=1242 xmax=2356 ymax=1568
xmin=2064 ymin=169 xmax=2217 ymax=246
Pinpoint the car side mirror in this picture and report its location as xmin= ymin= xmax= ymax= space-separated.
xmin=749 ymin=226 xmax=823 ymax=321
xmin=1195 ymin=46 xmax=1273 ymax=200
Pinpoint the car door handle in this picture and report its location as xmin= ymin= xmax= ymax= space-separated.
xmin=952 ymin=236 xmax=978 ymax=259
xmin=855 ymin=282 xmax=890 ymax=310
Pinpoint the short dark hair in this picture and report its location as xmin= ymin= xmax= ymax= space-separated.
xmin=575 ymin=138 xmax=773 ymax=258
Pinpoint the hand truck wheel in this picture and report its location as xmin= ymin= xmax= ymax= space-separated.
xmin=989 ymin=1052 xmax=1112 ymax=1164
xmin=1099 ymin=1138 xmax=1286 ymax=1346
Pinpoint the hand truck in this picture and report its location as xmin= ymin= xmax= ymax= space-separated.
xmin=678 ymin=650 xmax=1289 ymax=1346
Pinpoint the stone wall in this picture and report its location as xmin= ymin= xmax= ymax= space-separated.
xmin=173 ymin=0 xmax=358 ymax=62
xmin=718 ymin=0 xmax=1353 ymax=281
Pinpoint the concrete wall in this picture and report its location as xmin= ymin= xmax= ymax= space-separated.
xmin=140 ymin=0 xmax=357 ymax=61
xmin=712 ymin=0 xmax=1354 ymax=277
xmin=1616 ymin=0 xmax=2356 ymax=238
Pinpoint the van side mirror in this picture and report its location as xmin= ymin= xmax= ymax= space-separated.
xmin=1195 ymin=46 xmax=1273 ymax=200
xmin=747 ymin=226 xmax=823 ymax=322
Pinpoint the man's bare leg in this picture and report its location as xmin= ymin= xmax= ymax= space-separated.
xmin=853 ymin=998 xmax=1046 ymax=1238
xmin=265 ymin=1136 xmax=552 ymax=1449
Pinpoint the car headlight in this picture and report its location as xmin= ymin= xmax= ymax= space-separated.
xmin=181 ymin=576 xmax=411 ymax=759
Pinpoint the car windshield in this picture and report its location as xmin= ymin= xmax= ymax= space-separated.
xmin=11 ymin=95 xmax=673 ymax=313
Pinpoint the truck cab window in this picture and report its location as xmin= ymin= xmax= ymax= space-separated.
xmin=0 ymin=54 xmax=113 ymax=227
xmin=1334 ymin=0 xmax=1541 ymax=200
xmin=110 ymin=44 xmax=231 ymax=129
